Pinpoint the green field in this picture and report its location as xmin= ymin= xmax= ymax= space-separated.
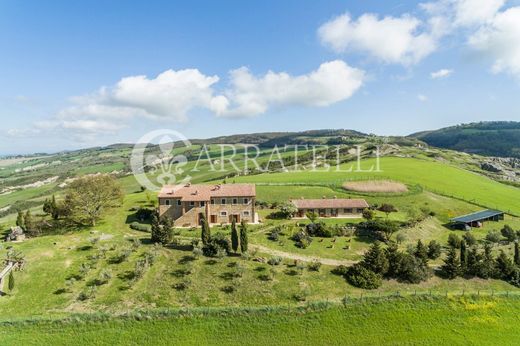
xmin=1 ymin=297 xmax=520 ymax=345
xmin=233 ymin=157 xmax=520 ymax=216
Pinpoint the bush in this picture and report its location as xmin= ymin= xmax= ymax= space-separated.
xmin=293 ymin=229 xmax=312 ymax=249
xmin=130 ymin=222 xmax=151 ymax=232
xmin=308 ymin=260 xmax=322 ymax=272
xmin=202 ymin=233 xmax=231 ymax=258
xmin=501 ymin=225 xmax=517 ymax=242
xmin=345 ymin=264 xmax=382 ymax=289
xmin=332 ymin=265 xmax=349 ymax=276
xmin=485 ymin=230 xmax=501 ymax=243
xmin=268 ymin=227 xmax=281 ymax=241
xmin=268 ymin=256 xmax=283 ymax=266
xmin=427 ymin=240 xmax=442 ymax=259
xmin=462 ymin=232 xmax=477 ymax=246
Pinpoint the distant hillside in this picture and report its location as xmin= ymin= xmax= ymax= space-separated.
xmin=411 ymin=122 xmax=520 ymax=158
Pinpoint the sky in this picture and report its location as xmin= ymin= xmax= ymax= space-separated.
xmin=1 ymin=0 xmax=520 ymax=155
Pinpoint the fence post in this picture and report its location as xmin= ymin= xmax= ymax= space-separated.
xmin=477 ymin=290 xmax=480 ymax=297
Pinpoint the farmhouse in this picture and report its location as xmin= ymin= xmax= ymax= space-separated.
xmin=291 ymin=198 xmax=369 ymax=218
xmin=450 ymin=209 xmax=505 ymax=230
xmin=158 ymin=183 xmax=257 ymax=227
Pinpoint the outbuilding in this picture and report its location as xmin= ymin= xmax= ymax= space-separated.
xmin=450 ymin=209 xmax=504 ymax=230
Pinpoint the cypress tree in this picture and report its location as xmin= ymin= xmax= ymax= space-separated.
xmin=16 ymin=212 xmax=24 ymax=230
xmin=8 ymin=271 xmax=14 ymax=292
xmin=51 ymin=195 xmax=59 ymax=220
xmin=239 ymin=221 xmax=248 ymax=253
xmin=201 ymin=216 xmax=211 ymax=245
xmin=231 ymin=219 xmax=239 ymax=253
xmin=414 ymin=240 xmax=429 ymax=265
xmin=460 ymin=240 xmax=467 ymax=269
xmin=24 ymin=210 xmax=33 ymax=232
xmin=496 ymin=251 xmax=514 ymax=280
xmin=441 ymin=247 xmax=460 ymax=279
xmin=515 ymin=241 xmax=520 ymax=266
xmin=480 ymin=243 xmax=497 ymax=279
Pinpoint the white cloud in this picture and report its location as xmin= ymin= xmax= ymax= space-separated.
xmin=430 ymin=68 xmax=454 ymax=79
xmin=9 ymin=62 xmax=365 ymax=138
xmin=468 ymin=7 xmax=520 ymax=77
xmin=418 ymin=94 xmax=428 ymax=102
xmin=215 ymin=60 xmax=365 ymax=117
xmin=422 ymin=0 xmax=505 ymax=27
xmin=318 ymin=13 xmax=438 ymax=65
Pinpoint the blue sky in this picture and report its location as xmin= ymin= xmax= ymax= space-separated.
xmin=1 ymin=0 xmax=519 ymax=154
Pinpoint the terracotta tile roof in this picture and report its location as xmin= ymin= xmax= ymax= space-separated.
xmin=291 ymin=198 xmax=369 ymax=209
xmin=158 ymin=183 xmax=256 ymax=201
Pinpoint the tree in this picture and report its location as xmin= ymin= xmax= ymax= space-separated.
xmin=462 ymin=232 xmax=477 ymax=246
xmin=496 ymin=251 xmax=515 ymax=280
xmin=385 ymin=243 xmax=403 ymax=278
xmin=24 ymin=210 xmax=34 ymax=232
xmin=447 ymin=233 xmax=461 ymax=249
xmin=378 ymin=204 xmax=397 ymax=218
xmin=414 ymin=240 xmax=429 ymax=265
xmin=396 ymin=254 xmax=429 ymax=284
xmin=201 ymin=216 xmax=211 ymax=246
xmin=465 ymin=246 xmax=483 ymax=277
xmin=151 ymin=213 xmax=173 ymax=245
xmin=427 ymin=240 xmax=442 ymax=259
xmin=361 ymin=242 xmax=389 ymax=275
xmin=441 ymin=247 xmax=460 ymax=279
xmin=479 ymin=243 xmax=497 ymax=279
xmin=231 ymin=219 xmax=239 ymax=253
xmin=278 ymin=202 xmax=298 ymax=219
xmin=460 ymin=240 xmax=467 ymax=269
xmin=362 ymin=208 xmax=374 ymax=221
xmin=16 ymin=212 xmax=24 ymax=230
xmin=240 ymin=221 xmax=248 ymax=253
xmin=43 ymin=195 xmax=60 ymax=220
xmin=515 ymin=241 xmax=520 ymax=266
xmin=501 ymin=225 xmax=517 ymax=242
xmin=7 ymin=271 xmax=14 ymax=292
xmin=485 ymin=230 xmax=501 ymax=244
xmin=64 ymin=175 xmax=123 ymax=226
xmin=345 ymin=264 xmax=382 ymax=289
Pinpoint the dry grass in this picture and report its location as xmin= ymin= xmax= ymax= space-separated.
xmin=342 ymin=180 xmax=408 ymax=193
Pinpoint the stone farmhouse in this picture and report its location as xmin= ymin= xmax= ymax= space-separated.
xmin=158 ymin=183 xmax=257 ymax=227
xmin=290 ymin=198 xmax=369 ymax=218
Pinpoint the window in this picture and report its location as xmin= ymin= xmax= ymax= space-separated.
xmin=243 ymin=211 xmax=250 ymax=216
xmin=177 ymin=200 xmax=182 ymax=206
xmin=221 ymin=199 xmax=226 ymax=205
xmin=232 ymin=198 xmax=238 ymax=205
xmin=165 ymin=199 xmax=170 ymax=206
xmin=211 ymin=199 xmax=215 ymax=205
xmin=243 ymin=198 xmax=249 ymax=205
xmin=220 ymin=211 xmax=227 ymax=217
xmin=189 ymin=201 xmax=195 ymax=207
xmin=200 ymin=201 xmax=205 ymax=207
xmin=344 ymin=208 xmax=353 ymax=213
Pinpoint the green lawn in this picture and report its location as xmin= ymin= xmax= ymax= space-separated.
xmin=1 ymin=297 xmax=520 ymax=345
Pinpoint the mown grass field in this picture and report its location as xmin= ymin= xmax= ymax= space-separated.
xmin=233 ymin=157 xmax=520 ymax=215
xmin=1 ymin=297 xmax=520 ymax=345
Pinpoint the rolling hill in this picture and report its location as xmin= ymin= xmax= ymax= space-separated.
xmin=411 ymin=121 xmax=520 ymax=158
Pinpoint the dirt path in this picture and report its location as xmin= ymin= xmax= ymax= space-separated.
xmin=249 ymin=244 xmax=355 ymax=266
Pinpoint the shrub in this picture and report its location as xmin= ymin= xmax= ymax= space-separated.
xmin=202 ymin=233 xmax=231 ymax=258
xmin=267 ymin=256 xmax=283 ymax=266
xmin=293 ymin=229 xmax=312 ymax=249
xmin=485 ymin=230 xmax=501 ymax=243
xmin=345 ymin=264 xmax=382 ymax=289
xmin=357 ymin=220 xmax=400 ymax=242
xmin=308 ymin=260 xmax=322 ymax=272
xmin=501 ymin=225 xmax=517 ymax=242
xmin=332 ymin=265 xmax=349 ymax=276
xmin=135 ymin=207 xmax=154 ymax=222
xmin=268 ymin=228 xmax=281 ymax=241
